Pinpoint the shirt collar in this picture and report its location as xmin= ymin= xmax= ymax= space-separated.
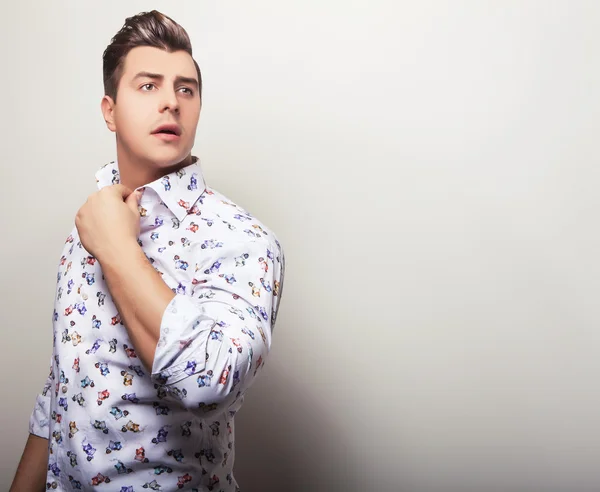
xmin=95 ymin=156 xmax=207 ymax=222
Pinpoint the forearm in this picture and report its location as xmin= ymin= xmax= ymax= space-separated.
xmin=99 ymin=240 xmax=175 ymax=371
xmin=10 ymin=434 xmax=49 ymax=492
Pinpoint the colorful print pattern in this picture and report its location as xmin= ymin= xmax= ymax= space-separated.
xmin=29 ymin=156 xmax=285 ymax=491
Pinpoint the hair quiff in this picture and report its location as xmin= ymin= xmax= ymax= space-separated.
xmin=102 ymin=10 xmax=202 ymax=102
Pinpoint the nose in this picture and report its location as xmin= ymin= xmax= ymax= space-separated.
xmin=159 ymin=89 xmax=180 ymax=114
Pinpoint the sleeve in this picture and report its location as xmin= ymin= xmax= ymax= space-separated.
xmin=28 ymin=357 xmax=54 ymax=439
xmin=150 ymin=237 xmax=286 ymax=419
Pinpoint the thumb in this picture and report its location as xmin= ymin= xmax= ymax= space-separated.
xmin=126 ymin=190 xmax=142 ymax=213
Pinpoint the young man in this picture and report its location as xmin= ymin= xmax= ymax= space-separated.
xmin=10 ymin=10 xmax=285 ymax=492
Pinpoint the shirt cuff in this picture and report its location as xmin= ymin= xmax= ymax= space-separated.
xmin=29 ymin=393 xmax=51 ymax=440
xmin=151 ymin=294 xmax=217 ymax=385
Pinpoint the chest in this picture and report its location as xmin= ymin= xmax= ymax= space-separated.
xmin=53 ymin=215 xmax=202 ymax=346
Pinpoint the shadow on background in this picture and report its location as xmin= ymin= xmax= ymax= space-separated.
xmin=233 ymin=364 xmax=368 ymax=492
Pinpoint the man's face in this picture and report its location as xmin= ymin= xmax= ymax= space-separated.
xmin=103 ymin=46 xmax=201 ymax=168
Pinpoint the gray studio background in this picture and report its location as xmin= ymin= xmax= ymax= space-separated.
xmin=2 ymin=2 xmax=600 ymax=491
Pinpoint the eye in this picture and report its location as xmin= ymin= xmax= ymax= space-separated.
xmin=179 ymin=87 xmax=194 ymax=96
xmin=141 ymin=83 xmax=155 ymax=91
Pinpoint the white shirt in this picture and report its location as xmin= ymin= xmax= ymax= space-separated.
xmin=29 ymin=156 xmax=285 ymax=491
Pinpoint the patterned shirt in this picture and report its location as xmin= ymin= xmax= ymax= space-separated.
xmin=29 ymin=156 xmax=285 ymax=491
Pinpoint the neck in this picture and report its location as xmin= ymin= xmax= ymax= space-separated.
xmin=116 ymin=145 xmax=193 ymax=191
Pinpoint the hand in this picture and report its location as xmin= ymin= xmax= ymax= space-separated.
xmin=75 ymin=184 xmax=142 ymax=262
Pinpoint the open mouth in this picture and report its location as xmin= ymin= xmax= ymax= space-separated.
xmin=152 ymin=123 xmax=182 ymax=137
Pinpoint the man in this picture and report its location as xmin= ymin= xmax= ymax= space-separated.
xmin=10 ymin=10 xmax=285 ymax=492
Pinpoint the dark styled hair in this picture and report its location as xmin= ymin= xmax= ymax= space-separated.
xmin=102 ymin=10 xmax=202 ymax=102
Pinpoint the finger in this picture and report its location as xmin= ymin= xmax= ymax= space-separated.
xmin=125 ymin=191 xmax=141 ymax=214
xmin=112 ymin=184 xmax=134 ymax=199
xmin=125 ymin=194 xmax=140 ymax=215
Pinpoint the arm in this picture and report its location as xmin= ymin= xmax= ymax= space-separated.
xmin=100 ymin=236 xmax=285 ymax=418
xmin=11 ymin=359 xmax=54 ymax=491
xmin=99 ymin=240 xmax=175 ymax=371
xmin=9 ymin=434 xmax=49 ymax=492
xmin=152 ymin=237 xmax=285 ymax=419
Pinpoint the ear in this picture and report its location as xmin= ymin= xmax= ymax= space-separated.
xmin=101 ymin=95 xmax=117 ymax=132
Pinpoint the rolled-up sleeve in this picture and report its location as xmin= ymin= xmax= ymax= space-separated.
xmin=29 ymin=358 xmax=54 ymax=439
xmin=150 ymin=237 xmax=285 ymax=419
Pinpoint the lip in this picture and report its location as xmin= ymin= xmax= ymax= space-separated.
xmin=151 ymin=123 xmax=182 ymax=136
xmin=152 ymin=133 xmax=181 ymax=142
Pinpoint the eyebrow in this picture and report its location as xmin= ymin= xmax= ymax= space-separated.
xmin=132 ymin=71 xmax=199 ymax=89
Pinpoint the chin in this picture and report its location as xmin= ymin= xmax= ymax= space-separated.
xmin=146 ymin=149 xmax=191 ymax=168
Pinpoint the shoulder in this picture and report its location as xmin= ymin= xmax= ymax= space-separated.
xmin=198 ymin=186 xmax=284 ymax=254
